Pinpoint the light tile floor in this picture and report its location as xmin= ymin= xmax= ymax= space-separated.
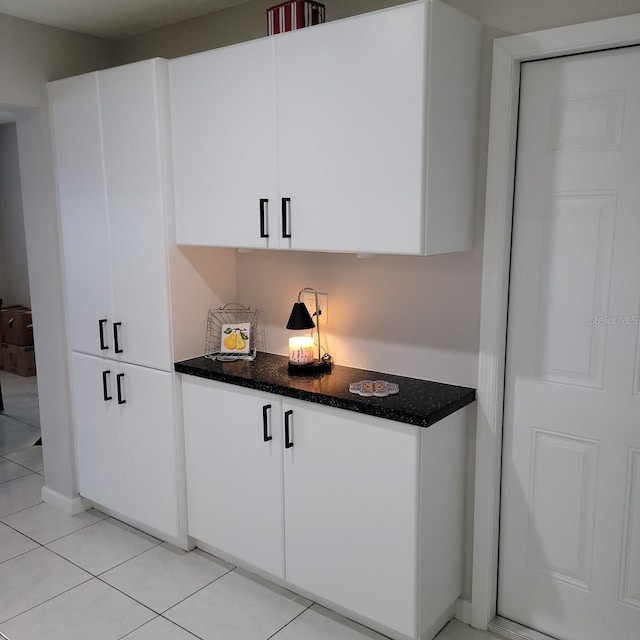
xmin=0 ymin=370 xmax=503 ymax=640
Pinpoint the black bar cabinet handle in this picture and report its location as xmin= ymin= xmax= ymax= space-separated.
xmin=262 ymin=404 xmax=272 ymax=442
xmin=102 ymin=370 xmax=112 ymax=401
xmin=116 ymin=373 xmax=126 ymax=404
xmin=113 ymin=322 xmax=123 ymax=354
xmin=98 ymin=319 xmax=108 ymax=350
xmin=284 ymin=409 xmax=294 ymax=448
xmin=282 ymin=197 xmax=292 ymax=238
xmin=259 ymin=199 xmax=269 ymax=238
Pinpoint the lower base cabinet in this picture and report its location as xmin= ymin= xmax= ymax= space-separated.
xmin=182 ymin=377 xmax=468 ymax=640
xmin=71 ymin=352 xmax=183 ymax=541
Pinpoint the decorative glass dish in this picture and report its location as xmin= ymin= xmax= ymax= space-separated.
xmin=349 ymin=380 xmax=400 ymax=398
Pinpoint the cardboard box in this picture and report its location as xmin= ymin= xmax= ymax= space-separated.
xmin=0 ymin=306 xmax=34 ymax=346
xmin=1 ymin=342 xmax=36 ymax=377
xmin=267 ymin=1 xmax=325 ymax=35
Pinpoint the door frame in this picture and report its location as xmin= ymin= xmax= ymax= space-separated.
xmin=472 ymin=13 xmax=640 ymax=630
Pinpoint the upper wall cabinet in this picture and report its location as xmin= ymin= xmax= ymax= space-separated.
xmin=49 ymin=60 xmax=173 ymax=371
xmin=170 ymin=0 xmax=481 ymax=255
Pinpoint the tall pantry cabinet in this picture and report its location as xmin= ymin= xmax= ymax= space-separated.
xmin=48 ymin=59 xmax=187 ymax=545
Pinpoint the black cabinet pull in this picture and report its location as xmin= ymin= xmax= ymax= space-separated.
xmin=116 ymin=373 xmax=126 ymax=404
xmin=102 ymin=370 xmax=112 ymax=401
xmin=98 ymin=319 xmax=108 ymax=350
xmin=284 ymin=409 xmax=293 ymax=448
xmin=259 ymin=199 xmax=269 ymax=238
xmin=113 ymin=322 xmax=123 ymax=354
xmin=281 ymin=197 xmax=292 ymax=238
xmin=262 ymin=404 xmax=272 ymax=442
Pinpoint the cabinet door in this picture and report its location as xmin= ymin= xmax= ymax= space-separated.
xmin=117 ymin=362 xmax=180 ymax=538
xmin=170 ymin=39 xmax=279 ymax=248
xmin=99 ymin=60 xmax=173 ymax=372
xmin=49 ymin=74 xmax=113 ymax=357
xmin=283 ymin=400 xmax=419 ymax=637
xmin=182 ymin=378 xmax=285 ymax=578
xmin=276 ymin=3 xmax=426 ymax=254
xmin=70 ymin=352 xmax=123 ymax=512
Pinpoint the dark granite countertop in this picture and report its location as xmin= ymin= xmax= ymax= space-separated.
xmin=175 ymin=352 xmax=475 ymax=429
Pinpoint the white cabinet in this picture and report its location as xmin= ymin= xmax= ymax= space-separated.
xmin=182 ymin=380 xmax=285 ymax=578
xmin=275 ymin=2 xmax=425 ymax=254
xmin=281 ymin=399 xmax=419 ymax=638
xmin=181 ymin=376 xmax=467 ymax=640
xmin=71 ymin=352 xmax=182 ymax=539
xmin=170 ymin=38 xmax=278 ymax=249
xmin=50 ymin=60 xmax=188 ymax=544
xmin=170 ymin=0 xmax=480 ymax=255
xmin=49 ymin=59 xmax=173 ymax=372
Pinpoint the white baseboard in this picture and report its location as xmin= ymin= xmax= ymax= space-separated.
xmin=454 ymin=599 xmax=472 ymax=625
xmin=41 ymin=486 xmax=93 ymax=515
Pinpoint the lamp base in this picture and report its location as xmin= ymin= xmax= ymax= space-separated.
xmin=287 ymin=359 xmax=331 ymax=376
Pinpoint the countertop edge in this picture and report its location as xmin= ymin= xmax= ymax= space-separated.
xmin=175 ymin=360 xmax=476 ymax=429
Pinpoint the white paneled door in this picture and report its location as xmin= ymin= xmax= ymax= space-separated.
xmin=499 ymin=48 xmax=640 ymax=639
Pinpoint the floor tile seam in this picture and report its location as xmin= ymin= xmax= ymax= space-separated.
xmin=0 ymin=415 xmax=40 ymax=429
xmin=265 ymin=602 xmax=314 ymax=640
xmin=0 ymin=454 xmax=43 ymax=476
xmin=114 ymin=615 xmax=173 ymax=640
xmin=42 ymin=515 xmax=162 ymax=564
xmin=0 ymin=574 xmax=94 ymax=626
xmin=0 ymin=543 xmax=43 ymax=567
xmin=0 ymin=497 xmax=43 ymax=522
xmin=0 ymin=408 xmax=40 ymax=428
xmin=86 ymin=574 xmax=161 ymax=624
xmin=0 ymin=441 xmax=41 ymax=457
xmin=90 ymin=539 xmax=165 ymax=577
xmin=147 ymin=563 xmax=236 ymax=616
xmin=5 ymin=513 xmax=112 ymax=547
xmin=0 ymin=468 xmax=33 ymax=486
xmin=155 ymin=615 xmax=207 ymax=640
xmin=95 ymin=574 xmax=166 ymax=616
xmin=0 ymin=517 xmax=46 ymax=550
xmin=44 ymin=539 xmax=110 ymax=578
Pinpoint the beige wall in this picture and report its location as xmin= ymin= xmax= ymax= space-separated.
xmin=449 ymin=0 xmax=640 ymax=33
xmin=114 ymin=0 xmax=413 ymax=64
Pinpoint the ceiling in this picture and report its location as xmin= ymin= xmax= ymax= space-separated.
xmin=0 ymin=0 xmax=253 ymax=39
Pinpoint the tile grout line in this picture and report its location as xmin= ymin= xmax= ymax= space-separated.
xmin=0 ymin=575 xmax=94 ymax=627
xmin=0 ymin=454 xmax=43 ymax=478
xmin=264 ymin=603 xmax=314 ymax=640
xmin=151 ymin=563 xmax=236 ymax=615
xmin=42 ymin=519 xmax=163 ymax=578
xmin=0 ymin=509 xmax=110 ymax=550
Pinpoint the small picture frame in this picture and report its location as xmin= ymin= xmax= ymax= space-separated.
xmin=220 ymin=322 xmax=252 ymax=354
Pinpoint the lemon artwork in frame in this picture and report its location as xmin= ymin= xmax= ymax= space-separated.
xmin=221 ymin=322 xmax=251 ymax=354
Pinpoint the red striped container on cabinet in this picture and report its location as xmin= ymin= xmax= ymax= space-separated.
xmin=267 ymin=1 xmax=326 ymax=35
